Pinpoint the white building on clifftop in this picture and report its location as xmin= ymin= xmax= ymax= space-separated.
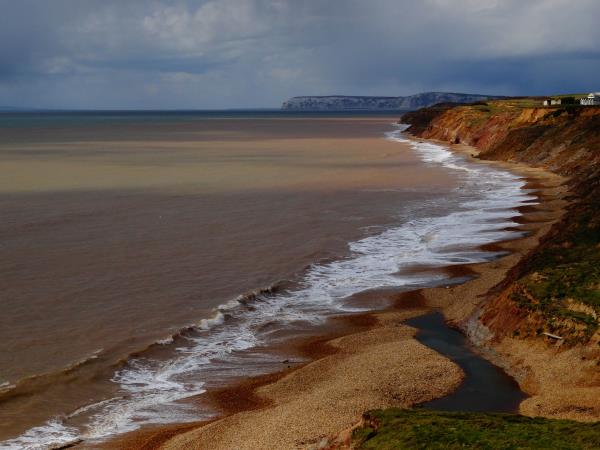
xmin=580 ymin=93 xmax=600 ymax=106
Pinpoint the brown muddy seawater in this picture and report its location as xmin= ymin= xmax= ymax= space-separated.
xmin=0 ymin=116 xmax=457 ymax=440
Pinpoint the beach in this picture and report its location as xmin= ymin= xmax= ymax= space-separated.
xmin=99 ymin=134 xmax=569 ymax=450
xmin=1 ymin=114 xmax=466 ymax=446
xmin=1 ymin=114 xmax=577 ymax=449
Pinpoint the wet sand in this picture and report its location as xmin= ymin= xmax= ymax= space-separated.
xmin=103 ymin=138 xmax=569 ymax=450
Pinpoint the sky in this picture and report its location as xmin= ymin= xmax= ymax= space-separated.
xmin=1 ymin=0 xmax=599 ymax=109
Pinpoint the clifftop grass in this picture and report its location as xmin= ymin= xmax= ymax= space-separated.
xmin=353 ymin=409 xmax=600 ymax=449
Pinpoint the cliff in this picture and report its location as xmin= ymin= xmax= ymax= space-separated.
xmin=403 ymin=100 xmax=600 ymax=174
xmin=281 ymin=92 xmax=505 ymax=111
xmin=403 ymin=101 xmax=600 ymax=343
xmin=402 ymin=100 xmax=600 ymax=419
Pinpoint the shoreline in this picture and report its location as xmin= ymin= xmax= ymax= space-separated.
xmin=100 ymin=135 xmax=569 ymax=450
xmin=1 ymin=117 xmax=462 ymax=447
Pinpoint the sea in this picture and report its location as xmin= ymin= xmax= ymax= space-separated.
xmin=0 ymin=110 xmax=535 ymax=448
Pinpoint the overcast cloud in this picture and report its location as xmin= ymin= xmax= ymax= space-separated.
xmin=1 ymin=0 xmax=599 ymax=109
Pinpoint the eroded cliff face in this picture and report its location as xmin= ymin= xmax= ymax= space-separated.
xmin=403 ymin=101 xmax=600 ymax=419
xmin=404 ymin=102 xmax=600 ymax=341
xmin=404 ymin=102 xmax=600 ymax=176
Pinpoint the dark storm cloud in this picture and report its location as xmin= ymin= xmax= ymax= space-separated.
xmin=0 ymin=0 xmax=599 ymax=108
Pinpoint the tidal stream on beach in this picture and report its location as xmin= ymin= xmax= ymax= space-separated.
xmin=410 ymin=312 xmax=527 ymax=413
xmin=0 ymin=113 xmax=535 ymax=448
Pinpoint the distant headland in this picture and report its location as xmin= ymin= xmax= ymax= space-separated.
xmin=281 ymin=91 xmax=507 ymax=111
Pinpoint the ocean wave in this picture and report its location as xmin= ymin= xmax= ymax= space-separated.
xmin=0 ymin=382 xmax=15 ymax=395
xmin=1 ymin=123 xmax=537 ymax=449
xmin=0 ymin=348 xmax=105 ymax=404
xmin=0 ymin=420 xmax=81 ymax=450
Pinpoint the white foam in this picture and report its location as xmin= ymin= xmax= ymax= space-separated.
xmin=0 ymin=382 xmax=15 ymax=395
xmin=3 ymin=123 xmax=537 ymax=448
xmin=0 ymin=421 xmax=80 ymax=450
xmin=198 ymin=311 xmax=226 ymax=330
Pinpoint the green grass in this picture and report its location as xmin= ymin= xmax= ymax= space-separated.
xmin=510 ymin=202 xmax=600 ymax=344
xmin=462 ymin=103 xmax=509 ymax=128
xmin=553 ymin=93 xmax=588 ymax=100
xmin=353 ymin=409 xmax=600 ymax=449
xmin=497 ymin=98 xmax=544 ymax=108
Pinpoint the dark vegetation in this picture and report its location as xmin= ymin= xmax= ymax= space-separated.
xmin=353 ymin=409 xmax=600 ymax=449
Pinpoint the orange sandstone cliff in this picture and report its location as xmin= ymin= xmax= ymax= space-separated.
xmin=403 ymin=100 xmax=600 ymax=420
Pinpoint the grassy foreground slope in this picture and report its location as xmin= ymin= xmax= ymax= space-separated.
xmin=353 ymin=409 xmax=600 ymax=450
